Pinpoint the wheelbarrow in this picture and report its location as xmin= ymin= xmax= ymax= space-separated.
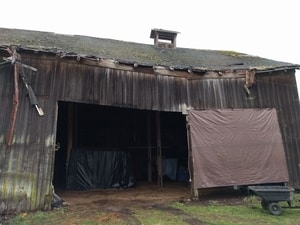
xmin=248 ymin=185 xmax=294 ymax=215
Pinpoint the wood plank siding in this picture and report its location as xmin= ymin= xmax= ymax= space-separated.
xmin=1 ymin=53 xmax=300 ymax=212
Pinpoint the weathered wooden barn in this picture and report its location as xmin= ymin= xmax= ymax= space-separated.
xmin=0 ymin=27 xmax=300 ymax=212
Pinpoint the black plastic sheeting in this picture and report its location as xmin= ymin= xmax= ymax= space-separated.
xmin=67 ymin=148 xmax=135 ymax=190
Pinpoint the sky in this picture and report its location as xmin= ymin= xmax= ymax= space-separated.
xmin=1 ymin=0 xmax=299 ymax=90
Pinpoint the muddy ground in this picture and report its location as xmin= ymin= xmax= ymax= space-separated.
xmin=55 ymin=181 xmax=243 ymax=225
xmin=57 ymin=181 xmax=243 ymax=209
xmin=1 ymin=181 xmax=245 ymax=225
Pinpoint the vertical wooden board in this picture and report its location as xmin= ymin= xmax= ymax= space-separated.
xmin=124 ymin=71 xmax=133 ymax=106
xmin=137 ymin=73 xmax=145 ymax=108
xmin=120 ymin=71 xmax=127 ymax=105
xmin=52 ymin=61 xmax=66 ymax=100
xmin=187 ymin=80 xmax=197 ymax=108
xmin=174 ymin=77 xmax=187 ymax=109
xmin=106 ymin=68 xmax=115 ymax=105
xmin=156 ymin=75 xmax=167 ymax=111
xmin=228 ymin=79 xmax=241 ymax=108
xmin=137 ymin=73 xmax=153 ymax=109
xmin=26 ymin=58 xmax=53 ymax=97
xmin=165 ymin=76 xmax=173 ymax=110
xmin=0 ymin=66 xmax=14 ymax=147
xmin=167 ymin=77 xmax=176 ymax=111
xmin=232 ymin=78 xmax=247 ymax=108
xmin=83 ymin=66 xmax=96 ymax=103
xmin=132 ymin=71 xmax=139 ymax=107
xmin=93 ymin=67 xmax=107 ymax=105
xmin=146 ymin=74 xmax=157 ymax=110
xmin=0 ymin=65 xmax=14 ymax=97
xmin=160 ymin=76 xmax=169 ymax=110
xmin=114 ymin=70 xmax=124 ymax=105
xmin=149 ymin=74 xmax=159 ymax=110
xmin=63 ymin=64 xmax=83 ymax=101
xmin=204 ymin=80 xmax=215 ymax=108
xmin=216 ymin=79 xmax=226 ymax=108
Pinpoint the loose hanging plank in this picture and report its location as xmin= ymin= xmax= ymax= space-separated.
xmin=19 ymin=65 xmax=44 ymax=116
xmin=3 ymin=51 xmax=43 ymax=116
xmin=5 ymin=48 xmax=19 ymax=150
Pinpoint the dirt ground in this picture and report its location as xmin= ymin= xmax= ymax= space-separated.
xmin=57 ymin=181 xmax=192 ymax=209
xmin=57 ymin=181 xmax=243 ymax=208
xmin=2 ymin=182 xmax=245 ymax=225
xmin=51 ymin=181 xmax=244 ymax=225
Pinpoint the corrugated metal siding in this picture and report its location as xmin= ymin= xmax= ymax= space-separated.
xmin=1 ymin=55 xmax=300 ymax=212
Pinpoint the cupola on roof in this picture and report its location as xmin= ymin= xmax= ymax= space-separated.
xmin=150 ymin=28 xmax=179 ymax=49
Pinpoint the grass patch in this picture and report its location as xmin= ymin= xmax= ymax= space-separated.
xmin=9 ymin=208 xmax=105 ymax=225
xmin=9 ymin=211 xmax=55 ymax=225
xmin=134 ymin=208 xmax=189 ymax=225
xmin=172 ymin=193 xmax=300 ymax=225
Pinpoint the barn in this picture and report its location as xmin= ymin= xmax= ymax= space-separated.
xmin=0 ymin=27 xmax=300 ymax=212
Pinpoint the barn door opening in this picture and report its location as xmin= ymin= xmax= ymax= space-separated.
xmin=53 ymin=101 xmax=189 ymax=190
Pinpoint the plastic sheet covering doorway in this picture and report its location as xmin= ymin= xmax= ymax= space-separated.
xmin=67 ymin=148 xmax=135 ymax=190
xmin=189 ymin=108 xmax=289 ymax=189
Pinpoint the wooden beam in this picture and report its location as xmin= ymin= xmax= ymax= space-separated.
xmin=156 ymin=111 xmax=163 ymax=187
xmin=66 ymin=102 xmax=74 ymax=178
xmin=147 ymin=111 xmax=152 ymax=182
xmin=5 ymin=48 xmax=19 ymax=150
xmin=186 ymin=115 xmax=196 ymax=198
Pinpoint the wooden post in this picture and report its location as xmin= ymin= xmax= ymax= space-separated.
xmin=73 ymin=103 xmax=79 ymax=147
xmin=156 ymin=111 xmax=163 ymax=187
xmin=66 ymin=103 xmax=74 ymax=177
xmin=147 ymin=111 xmax=152 ymax=182
xmin=6 ymin=48 xmax=19 ymax=150
xmin=186 ymin=115 xmax=197 ymax=198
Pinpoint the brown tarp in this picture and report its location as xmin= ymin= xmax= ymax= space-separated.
xmin=189 ymin=108 xmax=289 ymax=188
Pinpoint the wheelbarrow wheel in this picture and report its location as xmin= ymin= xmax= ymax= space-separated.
xmin=261 ymin=199 xmax=269 ymax=210
xmin=268 ymin=202 xmax=282 ymax=216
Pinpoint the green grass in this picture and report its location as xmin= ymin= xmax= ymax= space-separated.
xmin=172 ymin=193 xmax=300 ymax=225
xmin=134 ymin=208 xmax=189 ymax=225
xmin=9 ymin=211 xmax=56 ymax=225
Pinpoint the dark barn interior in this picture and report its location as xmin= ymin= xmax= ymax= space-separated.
xmin=53 ymin=101 xmax=189 ymax=190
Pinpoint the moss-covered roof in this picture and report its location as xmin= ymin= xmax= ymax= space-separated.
xmin=0 ymin=27 xmax=299 ymax=72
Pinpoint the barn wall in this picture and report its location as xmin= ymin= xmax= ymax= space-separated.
xmin=0 ymin=59 xmax=57 ymax=212
xmin=188 ymin=71 xmax=300 ymax=188
xmin=50 ymin=59 xmax=188 ymax=112
xmin=255 ymin=72 xmax=300 ymax=188
xmin=1 ymin=53 xmax=300 ymax=213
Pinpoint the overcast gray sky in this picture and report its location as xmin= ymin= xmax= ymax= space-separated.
xmin=1 ymin=0 xmax=299 ymax=89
